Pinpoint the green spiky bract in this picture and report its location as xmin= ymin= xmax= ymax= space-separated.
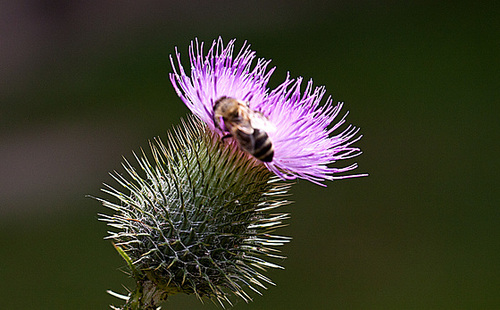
xmin=97 ymin=116 xmax=292 ymax=309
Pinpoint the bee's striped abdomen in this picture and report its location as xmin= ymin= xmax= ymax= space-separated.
xmin=252 ymin=129 xmax=274 ymax=162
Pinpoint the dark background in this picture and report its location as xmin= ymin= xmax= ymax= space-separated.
xmin=1 ymin=1 xmax=498 ymax=309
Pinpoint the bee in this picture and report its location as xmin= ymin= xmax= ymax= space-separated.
xmin=213 ymin=96 xmax=275 ymax=162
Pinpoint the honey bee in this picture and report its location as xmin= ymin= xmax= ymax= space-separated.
xmin=213 ymin=96 xmax=275 ymax=162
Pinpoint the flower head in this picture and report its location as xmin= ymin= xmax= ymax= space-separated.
xmin=97 ymin=116 xmax=291 ymax=308
xmin=170 ymin=37 xmax=365 ymax=185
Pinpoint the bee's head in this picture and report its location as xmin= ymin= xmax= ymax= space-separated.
xmin=213 ymin=96 xmax=241 ymax=119
xmin=213 ymin=96 xmax=228 ymax=113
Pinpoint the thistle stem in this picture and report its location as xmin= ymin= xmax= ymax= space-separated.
xmin=118 ymin=280 xmax=167 ymax=310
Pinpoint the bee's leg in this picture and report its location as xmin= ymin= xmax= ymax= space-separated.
xmin=221 ymin=134 xmax=232 ymax=140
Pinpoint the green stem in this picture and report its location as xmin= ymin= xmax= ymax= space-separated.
xmin=121 ymin=280 xmax=167 ymax=310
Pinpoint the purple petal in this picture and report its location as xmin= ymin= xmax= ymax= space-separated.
xmin=170 ymin=37 xmax=366 ymax=184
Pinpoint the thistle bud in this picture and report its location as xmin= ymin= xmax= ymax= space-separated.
xmin=96 ymin=116 xmax=291 ymax=309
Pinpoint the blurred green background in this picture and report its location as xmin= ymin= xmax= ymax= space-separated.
xmin=1 ymin=1 xmax=498 ymax=309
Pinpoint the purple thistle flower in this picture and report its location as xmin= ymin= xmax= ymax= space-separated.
xmin=170 ymin=37 xmax=365 ymax=185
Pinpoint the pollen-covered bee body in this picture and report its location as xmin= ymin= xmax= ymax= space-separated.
xmin=213 ymin=96 xmax=275 ymax=162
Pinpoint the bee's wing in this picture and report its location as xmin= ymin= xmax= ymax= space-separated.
xmin=250 ymin=112 xmax=276 ymax=133
xmin=235 ymin=122 xmax=254 ymax=135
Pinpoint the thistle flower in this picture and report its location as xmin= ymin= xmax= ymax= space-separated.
xmin=96 ymin=116 xmax=291 ymax=309
xmin=170 ymin=37 xmax=365 ymax=185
